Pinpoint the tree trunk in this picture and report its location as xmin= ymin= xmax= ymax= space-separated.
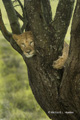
xmin=23 ymin=0 xmax=75 ymax=120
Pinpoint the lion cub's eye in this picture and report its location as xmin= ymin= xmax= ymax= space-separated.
xmin=21 ymin=43 xmax=25 ymax=47
xmin=30 ymin=41 xmax=34 ymax=46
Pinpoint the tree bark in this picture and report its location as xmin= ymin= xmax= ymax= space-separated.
xmin=41 ymin=0 xmax=52 ymax=24
xmin=2 ymin=0 xmax=22 ymax=34
xmin=52 ymin=0 xmax=75 ymax=56
xmin=23 ymin=0 xmax=75 ymax=120
xmin=60 ymin=0 xmax=80 ymax=119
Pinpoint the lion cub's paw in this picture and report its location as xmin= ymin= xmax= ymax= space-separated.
xmin=52 ymin=56 xmax=66 ymax=69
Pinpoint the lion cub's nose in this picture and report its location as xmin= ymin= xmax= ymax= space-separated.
xmin=27 ymin=50 xmax=31 ymax=54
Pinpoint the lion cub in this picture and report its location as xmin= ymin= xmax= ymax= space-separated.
xmin=13 ymin=31 xmax=68 ymax=69
xmin=52 ymin=42 xmax=69 ymax=69
xmin=12 ymin=31 xmax=35 ymax=58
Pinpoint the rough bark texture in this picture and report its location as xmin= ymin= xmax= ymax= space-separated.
xmin=41 ymin=0 xmax=52 ymax=24
xmin=60 ymin=1 xmax=80 ymax=119
xmin=52 ymin=0 xmax=75 ymax=56
xmin=23 ymin=0 xmax=75 ymax=120
xmin=1 ymin=0 xmax=80 ymax=120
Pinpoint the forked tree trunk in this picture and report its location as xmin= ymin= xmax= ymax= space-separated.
xmin=1 ymin=0 xmax=80 ymax=120
xmin=23 ymin=0 xmax=77 ymax=120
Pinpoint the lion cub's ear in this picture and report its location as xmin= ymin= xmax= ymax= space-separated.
xmin=12 ymin=34 xmax=19 ymax=41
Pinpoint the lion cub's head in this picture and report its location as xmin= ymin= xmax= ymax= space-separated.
xmin=13 ymin=31 xmax=35 ymax=58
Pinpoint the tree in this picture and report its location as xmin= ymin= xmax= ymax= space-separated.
xmin=0 ymin=0 xmax=80 ymax=120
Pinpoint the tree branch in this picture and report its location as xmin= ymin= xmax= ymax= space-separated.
xmin=17 ymin=0 xmax=24 ymax=12
xmin=14 ymin=4 xmax=20 ymax=7
xmin=21 ymin=19 xmax=28 ymax=32
xmin=12 ymin=0 xmax=17 ymax=4
xmin=15 ymin=9 xmax=24 ymax=21
xmin=41 ymin=0 xmax=52 ymax=24
xmin=0 ymin=9 xmax=22 ymax=56
xmin=71 ymin=0 xmax=80 ymax=35
xmin=51 ymin=0 xmax=75 ymax=54
xmin=14 ymin=9 xmax=29 ymax=32
xmin=0 ymin=10 xmax=11 ymax=42
xmin=2 ymin=0 xmax=22 ymax=34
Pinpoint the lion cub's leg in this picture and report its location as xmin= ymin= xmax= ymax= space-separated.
xmin=53 ymin=53 xmax=68 ymax=69
xmin=52 ymin=42 xmax=69 ymax=69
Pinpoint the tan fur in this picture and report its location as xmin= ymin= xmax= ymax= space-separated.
xmin=12 ymin=31 xmax=35 ymax=58
xmin=52 ymin=42 xmax=69 ymax=69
